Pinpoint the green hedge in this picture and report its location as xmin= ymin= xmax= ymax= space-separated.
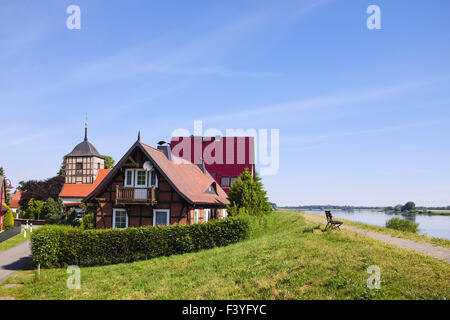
xmin=31 ymin=217 xmax=249 ymax=268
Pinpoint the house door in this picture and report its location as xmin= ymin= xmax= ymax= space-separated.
xmin=134 ymin=170 xmax=148 ymax=200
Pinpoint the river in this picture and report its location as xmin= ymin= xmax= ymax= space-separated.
xmin=302 ymin=210 xmax=450 ymax=240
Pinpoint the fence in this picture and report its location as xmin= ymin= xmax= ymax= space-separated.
xmin=15 ymin=218 xmax=46 ymax=226
xmin=0 ymin=222 xmax=22 ymax=243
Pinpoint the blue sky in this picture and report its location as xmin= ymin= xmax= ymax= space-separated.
xmin=1 ymin=0 xmax=449 ymax=207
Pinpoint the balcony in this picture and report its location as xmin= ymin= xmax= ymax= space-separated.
xmin=115 ymin=186 xmax=158 ymax=205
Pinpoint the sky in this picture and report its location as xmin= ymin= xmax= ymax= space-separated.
xmin=0 ymin=0 xmax=449 ymax=207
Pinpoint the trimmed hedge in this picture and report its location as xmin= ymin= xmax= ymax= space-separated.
xmin=31 ymin=217 xmax=249 ymax=268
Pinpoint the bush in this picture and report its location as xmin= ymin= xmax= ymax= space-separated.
xmin=31 ymin=217 xmax=250 ymax=268
xmin=2 ymin=204 xmax=14 ymax=230
xmin=385 ymin=217 xmax=419 ymax=233
xmin=80 ymin=213 xmax=94 ymax=230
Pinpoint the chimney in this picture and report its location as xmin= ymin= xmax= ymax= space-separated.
xmin=157 ymin=145 xmax=173 ymax=161
xmin=197 ymin=158 xmax=206 ymax=174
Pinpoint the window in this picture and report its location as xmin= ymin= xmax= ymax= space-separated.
xmin=150 ymin=170 xmax=158 ymax=187
xmin=97 ymin=163 xmax=101 ymax=170
xmin=222 ymin=209 xmax=227 ymax=219
xmin=125 ymin=168 xmax=158 ymax=187
xmin=113 ymin=209 xmax=128 ymax=229
xmin=204 ymin=209 xmax=211 ymax=223
xmin=153 ymin=209 xmax=170 ymax=226
xmin=230 ymin=177 xmax=238 ymax=186
xmin=220 ymin=176 xmax=230 ymax=187
xmin=194 ymin=209 xmax=199 ymax=223
xmin=76 ymin=163 xmax=83 ymax=170
xmin=205 ymin=184 xmax=216 ymax=194
xmin=124 ymin=169 xmax=134 ymax=187
xmin=135 ymin=170 xmax=147 ymax=187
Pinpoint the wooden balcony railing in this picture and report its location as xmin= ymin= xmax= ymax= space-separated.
xmin=115 ymin=186 xmax=157 ymax=205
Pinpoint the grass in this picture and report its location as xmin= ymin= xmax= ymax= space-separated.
xmin=0 ymin=211 xmax=449 ymax=300
xmin=0 ymin=228 xmax=30 ymax=251
xmin=301 ymin=212 xmax=450 ymax=249
xmin=424 ymin=210 xmax=450 ymax=216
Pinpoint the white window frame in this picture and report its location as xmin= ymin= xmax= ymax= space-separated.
xmin=204 ymin=209 xmax=211 ymax=223
xmin=153 ymin=209 xmax=170 ymax=226
xmin=148 ymin=169 xmax=158 ymax=187
xmin=135 ymin=169 xmax=148 ymax=188
xmin=222 ymin=209 xmax=227 ymax=219
xmin=112 ymin=209 xmax=128 ymax=229
xmin=194 ymin=209 xmax=199 ymax=223
xmin=124 ymin=169 xmax=134 ymax=187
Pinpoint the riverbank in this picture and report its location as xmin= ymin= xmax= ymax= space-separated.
xmin=384 ymin=210 xmax=450 ymax=216
xmin=301 ymin=212 xmax=450 ymax=249
xmin=0 ymin=211 xmax=449 ymax=300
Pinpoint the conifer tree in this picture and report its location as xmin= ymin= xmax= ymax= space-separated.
xmin=227 ymin=168 xmax=271 ymax=216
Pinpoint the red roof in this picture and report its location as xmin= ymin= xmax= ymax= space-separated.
xmin=60 ymin=169 xmax=111 ymax=198
xmin=85 ymin=142 xmax=229 ymax=206
xmin=141 ymin=142 xmax=229 ymax=205
xmin=9 ymin=191 xmax=23 ymax=208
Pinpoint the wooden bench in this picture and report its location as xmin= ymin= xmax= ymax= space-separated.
xmin=325 ymin=210 xmax=343 ymax=230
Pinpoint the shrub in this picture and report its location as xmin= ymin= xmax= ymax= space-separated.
xmin=2 ymin=204 xmax=14 ymax=230
xmin=31 ymin=217 xmax=250 ymax=268
xmin=80 ymin=213 xmax=94 ymax=230
xmin=385 ymin=217 xmax=419 ymax=233
xmin=42 ymin=198 xmax=64 ymax=221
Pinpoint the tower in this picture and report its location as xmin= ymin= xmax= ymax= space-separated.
xmin=64 ymin=121 xmax=104 ymax=184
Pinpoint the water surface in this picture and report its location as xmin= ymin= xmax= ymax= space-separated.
xmin=303 ymin=210 xmax=450 ymax=240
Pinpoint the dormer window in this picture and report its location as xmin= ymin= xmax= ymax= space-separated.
xmin=205 ymin=182 xmax=217 ymax=194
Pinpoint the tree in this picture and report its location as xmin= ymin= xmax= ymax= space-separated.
xmin=102 ymin=155 xmax=115 ymax=169
xmin=23 ymin=198 xmax=45 ymax=220
xmin=402 ymin=201 xmax=416 ymax=212
xmin=42 ymin=198 xmax=64 ymax=221
xmin=19 ymin=176 xmax=65 ymax=210
xmin=57 ymin=157 xmax=66 ymax=176
xmin=2 ymin=204 xmax=14 ymax=230
xmin=227 ymin=169 xmax=271 ymax=216
xmin=394 ymin=205 xmax=403 ymax=212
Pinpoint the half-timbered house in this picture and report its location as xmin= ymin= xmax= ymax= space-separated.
xmin=84 ymin=137 xmax=229 ymax=229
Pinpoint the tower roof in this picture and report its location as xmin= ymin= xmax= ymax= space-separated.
xmin=65 ymin=124 xmax=103 ymax=158
xmin=65 ymin=140 xmax=102 ymax=158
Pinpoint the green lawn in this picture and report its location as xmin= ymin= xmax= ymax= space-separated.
xmin=0 ymin=212 xmax=449 ymax=300
xmin=0 ymin=228 xmax=30 ymax=251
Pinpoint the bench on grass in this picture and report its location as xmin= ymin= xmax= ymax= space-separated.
xmin=325 ymin=210 xmax=343 ymax=230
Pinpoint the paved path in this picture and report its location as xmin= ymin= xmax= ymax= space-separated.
xmin=0 ymin=240 xmax=32 ymax=283
xmin=304 ymin=214 xmax=450 ymax=264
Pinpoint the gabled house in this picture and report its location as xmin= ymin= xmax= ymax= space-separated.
xmin=170 ymin=136 xmax=255 ymax=194
xmin=60 ymin=169 xmax=111 ymax=213
xmin=9 ymin=190 xmax=23 ymax=217
xmin=84 ymin=137 xmax=229 ymax=229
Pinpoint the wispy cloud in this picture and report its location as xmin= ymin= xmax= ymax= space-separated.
xmin=288 ymin=118 xmax=450 ymax=145
xmin=201 ymin=79 xmax=439 ymax=122
xmin=0 ymin=133 xmax=47 ymax=149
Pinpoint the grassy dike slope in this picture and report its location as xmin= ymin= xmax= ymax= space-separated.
xmin=0 ymin=211 xmax=449 ymax=300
